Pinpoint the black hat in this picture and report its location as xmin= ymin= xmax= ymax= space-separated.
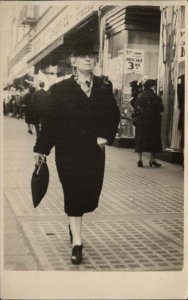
xmin=130 ymin=80 xmax=143 ymax=89
xmin=29 ymin=86 xmax=35 ymax=93
xmin=143 ymin=79 xmax=157 ymax=88
xmin=39 ymin=81 xmax=45 ymax=88
xmin=130 ymin=80 xmax=139 ymax=88
xmin=31 ymin=160 xmax=49 ymax=208
xmin=72 ymin=41 xmax=98 ymax=56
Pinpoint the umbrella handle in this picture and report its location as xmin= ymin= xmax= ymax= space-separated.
xmin=36 ymin=157 xmax=46 ymax=175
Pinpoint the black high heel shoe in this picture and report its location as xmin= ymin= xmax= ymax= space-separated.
xmin=68 ymin=225 xmax=73 ymax=243
xmin=71 ymin=245 xmax=83 ymax=265
xmin=149 ymin=160 xmax=161 ymax=167
xmin=137 ymin=160 xmax=143 ymax=167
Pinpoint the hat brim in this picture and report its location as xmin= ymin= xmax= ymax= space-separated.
xmin=72 ymin=50 xmax=98 ymax=57
xmin=72 ymin=41 xmax=98 ymax=56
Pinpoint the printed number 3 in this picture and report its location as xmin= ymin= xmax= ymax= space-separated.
xmin=128 ymin=62 xmax=134 ymax=69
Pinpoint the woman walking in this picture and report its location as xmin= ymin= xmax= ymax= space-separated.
xmin=22 ymin=86 xmax=36 ymax=134
xmin=134 ymin=79 xmax=164 ymax=167
xmin=33 ymin=41 xmax=120 ymax=264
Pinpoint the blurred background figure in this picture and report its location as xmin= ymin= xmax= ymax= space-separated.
xmin=22 ymin=86 xmax=36 ymax=134
xmin=129 ymin=80 xmax=143 ymax=109
xmin=133 ymin=79 xmax=164 ymax=167
xmin=15 ymin=90 xmax=22 ymax=119
xmin=32 ymin=81 xmax=50 ymax=137
xmin=8 ymin=94 xmax=16 ymax=117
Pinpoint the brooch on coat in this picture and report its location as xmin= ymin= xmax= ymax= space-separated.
xmin=100 ymin=75 xmax=112 ymax=90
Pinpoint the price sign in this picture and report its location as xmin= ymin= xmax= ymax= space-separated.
xmin=124 ymin=48 xmax=144 ymax=74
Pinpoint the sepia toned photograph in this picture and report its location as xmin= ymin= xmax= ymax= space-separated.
xmin=0 ymin=0 xmax=187 ymax=299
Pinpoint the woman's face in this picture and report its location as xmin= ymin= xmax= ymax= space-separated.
xmin=74 ymin=54 xmax=96 ymax=73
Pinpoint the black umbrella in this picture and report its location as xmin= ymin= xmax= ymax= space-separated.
xmin=31 ymin=158 xmax=49 ymax=208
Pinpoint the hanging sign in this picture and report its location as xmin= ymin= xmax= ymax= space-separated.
xmin=178 ymin=28 xmax=185 ymax=62
xmin=124 ymin=48 xmax=144 ymax=74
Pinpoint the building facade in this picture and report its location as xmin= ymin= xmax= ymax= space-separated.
xmin=5 ymin=3 xmax=186 ymax=162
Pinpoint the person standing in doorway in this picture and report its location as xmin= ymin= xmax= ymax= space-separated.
xmin=33 ymin=41 xmax=120 ymax=265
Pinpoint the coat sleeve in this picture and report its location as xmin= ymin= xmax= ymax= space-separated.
xmin=33 ymin=86 xmax=57 ymax=155
xmin=31 ymin=92 xmax=38 ymax=116
xmin=99 ymin=82 xmax=120 ymax=145
xmin=158 ymin=96 xmax=164 ymax=112
xmin=22 ymin=93 xmax=28 ymax=105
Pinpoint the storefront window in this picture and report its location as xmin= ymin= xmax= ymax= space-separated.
xmin=104 ymin=22 xmax=160 ymax=139
xmin=104 ymin=31 xmax=127 ymax=137
xmin=124 ymin=31 xmax=160 ymax=138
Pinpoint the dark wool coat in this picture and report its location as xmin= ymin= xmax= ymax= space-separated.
xmin=34 ymin=75 xmax=120 ymax=216
xmin=22 ymin=92 xmax=36 ymax=125
xmin=134 ymin=89 xmax=164 ymax=153
xmin=32 ymin=89 xmax=50 ymax=125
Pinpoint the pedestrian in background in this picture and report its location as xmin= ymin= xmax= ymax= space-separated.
xmin=9 ymin=94 xmax=15 ymax=117
xmin=134 ymin=79 xmax=164 ymax=167
xmin=33 ymin=41 xmax=120 ymax=265
xmin=22 ymin=86 xmax=36 ymax=134
xmin=32 ymin=81 xmax=50 ymax=137
xmin=15 ymin=91 xmax=22 ymax=119
xmin=129 ymin=80 xmax=143 ymax=109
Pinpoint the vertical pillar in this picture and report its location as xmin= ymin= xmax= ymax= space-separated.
xmin=160 ymin=6 xmax=179 ymax=150
xmin=170 ymin=6 xmax=185 ymax=149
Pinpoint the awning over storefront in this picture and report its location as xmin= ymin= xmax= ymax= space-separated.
xmin=3 ymin=75 xmax=14 ymax=90
xmin=12 ymin=60 xmax=31 ymax=82
xmin=3 ymin=84 xmax=12 ymax=91
xmin=28 ymin=35 xmax=64 ymax=67
xmin=13 ymin=74 xmax=34 ymax=90
xmin=28 ymin=5 xmax=98 ymax=67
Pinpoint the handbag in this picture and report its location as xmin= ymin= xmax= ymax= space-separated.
xmin=31 ymin=158 xmax=49 ymax=208
xmin=131 ymin=108 xmax=142 ymax=126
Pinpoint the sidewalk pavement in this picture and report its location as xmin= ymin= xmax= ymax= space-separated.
xmin=3 ymin=117 xmax=184 ymax=271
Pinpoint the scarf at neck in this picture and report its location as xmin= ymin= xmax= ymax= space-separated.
xmin=74 ymin=73 xmax=94 ymax=97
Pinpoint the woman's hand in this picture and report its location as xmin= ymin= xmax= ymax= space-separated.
xmin=97 ymin=137 xmax=108 ymax=150
xmin=34 ymin=152 xmax=46 ymax=165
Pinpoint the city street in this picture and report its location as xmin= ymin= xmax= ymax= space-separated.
xmin=4 ymin=116 xmax=184 ymax=271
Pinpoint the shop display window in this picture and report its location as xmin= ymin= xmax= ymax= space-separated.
xmin=103 ymin=10 xmax=160 ymax=139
